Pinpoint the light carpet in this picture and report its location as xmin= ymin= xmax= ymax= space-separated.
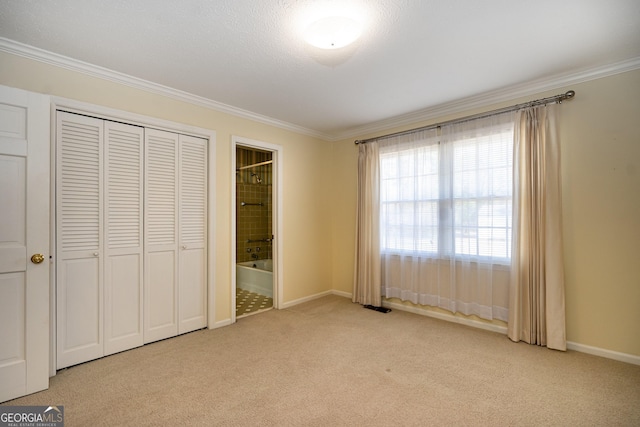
xmin=3 ymin=295 xmax=639 ymax=426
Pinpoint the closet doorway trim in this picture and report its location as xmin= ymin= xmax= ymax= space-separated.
xmin=231 ymin=135 xmax=284 ymax=324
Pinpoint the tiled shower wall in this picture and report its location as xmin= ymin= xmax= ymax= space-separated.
xmin=236 ymin=147 xmax=273 ymax=263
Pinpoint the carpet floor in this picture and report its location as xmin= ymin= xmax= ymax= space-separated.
xmin=3 ymin=295 xmax=639 ymax=426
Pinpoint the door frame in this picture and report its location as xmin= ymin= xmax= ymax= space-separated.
xmin=50 ymin=96 xmax=217 ymax=374
xmin=231 ymin=136 xmax=283 ymax=324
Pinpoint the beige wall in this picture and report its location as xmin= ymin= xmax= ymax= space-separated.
xmin=0 ymin=51 xmax=334 ymax=324
xmin=2 ymin=49 xmax=638 ymax=358
xmin=331 ymin=68 xmax=640 ymax=357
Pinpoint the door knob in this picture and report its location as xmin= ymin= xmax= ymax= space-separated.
xmin=31 ymin=253 xmax=45 ymax=264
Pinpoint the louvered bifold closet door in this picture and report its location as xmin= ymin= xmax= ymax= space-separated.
xmin=144 ymin=129 xmax=179 ymax=343
xmin=56 ymin=112 xmax=104 ymax=369
xmin=178 ymin=135 xmax=207 ymax=334
xmin=104 ymin=121 xmax=144 ymax=355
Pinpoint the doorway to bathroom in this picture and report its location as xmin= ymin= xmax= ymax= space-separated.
xmin=232 ymin=136 xmax=283 ymax=322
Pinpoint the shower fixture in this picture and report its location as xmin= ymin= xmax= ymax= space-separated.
xmin=251 ymin=173 xmax=262 ymax=184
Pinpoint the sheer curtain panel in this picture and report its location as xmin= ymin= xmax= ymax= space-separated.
xmin=377 ymin=115 xmax=514 ymax=321
xmin=508 ymin=104 xmax=566 ymax=350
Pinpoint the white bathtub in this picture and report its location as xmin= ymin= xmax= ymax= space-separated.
xmin=237 ymin=259 xmax=273 ymax=298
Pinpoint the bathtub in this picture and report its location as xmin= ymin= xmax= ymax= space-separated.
xmin=236 ymin=259 xmax=273 ymax=298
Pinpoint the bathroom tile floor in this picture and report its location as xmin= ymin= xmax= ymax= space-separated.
xmin=236 ymin=288 xmax=273 ymax=317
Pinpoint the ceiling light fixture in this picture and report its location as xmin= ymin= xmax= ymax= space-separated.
xmin=304 ymin=15 xmax=363 ymax=49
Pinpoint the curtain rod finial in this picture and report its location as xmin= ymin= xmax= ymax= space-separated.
xmin=564 ymin=90 xmax=575 ymax=99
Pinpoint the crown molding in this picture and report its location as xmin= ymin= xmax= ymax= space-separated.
xmin=333 ymin=56 xmax=640 ymax=142
xmin=2 ymin=37 xmax=639 ymax=143
xmin=0 ymin=37 xmax=332 ymax=141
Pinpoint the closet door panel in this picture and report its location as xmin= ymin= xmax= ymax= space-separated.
xmin=178 ymin=135 xmax=207 ymax=333
xmin=144 ymin=129 xmax=179 ymax=343
xmin=178 ymin=248 xmax=206 ymax=332
xmin=145 ymin=250 xmax=177 ymax=342
xmin=105 ymin=254 xmax=141 ymax=345
xmin=58 ymin=258 xmax=100 ymax=353
xmin=104 ymin=122 xmax=144 ymax=355
xmin=56 ymin=112 xmax=103 ymax=369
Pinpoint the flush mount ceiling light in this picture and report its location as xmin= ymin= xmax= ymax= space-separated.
xmin=303 ymin=15 xmax=363 ymax=49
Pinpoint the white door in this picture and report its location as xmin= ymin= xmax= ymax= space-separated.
xmin=57 ymin=114 xmax=146 ymax=367
xmin=178 ymin=134 xmax=207 ymax=334
xmin=144 ymin=130 xmax=207 ymax=341
xmin=0 ymin=85 xmax=50 ymax=402
xmin=144 ymin=129 xmax=179 ymax=343
xmin=56 ymin=112 xmax=104 ymax=369
xmin=104 ymin=121 xmax=144 ymax=355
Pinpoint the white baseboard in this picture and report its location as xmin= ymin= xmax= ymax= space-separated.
xmin=567 ymin=341 xmax=640 ymax=366
xmin=331 ymin=290 xmax=352 ymax=299
xmin=382 ymin=299 xmax=508 ymax=335
xmin=210 ymin=318 xmax=233 ymax=329
xmin=327 ymin=290 xmax=507 ymax=335
xmin=381 ymin=298 xmax=640 ymax=365
xmin=280 ymin=290 xmax=333 ymax=309
xmin=220 ymin=289 xmax=640 ymax=366
xmin=281 ymin=290 xmax=351 ymax=309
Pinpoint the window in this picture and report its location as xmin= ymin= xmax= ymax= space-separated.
xmin=380 ymin=122 xmax=514 ymax=262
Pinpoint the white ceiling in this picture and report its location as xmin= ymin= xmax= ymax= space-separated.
xmin=1 ymin=0 xmax=639 ymax=140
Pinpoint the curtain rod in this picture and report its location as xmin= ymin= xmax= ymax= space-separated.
xmin=354 ymin=90 xmax=575 ymax=145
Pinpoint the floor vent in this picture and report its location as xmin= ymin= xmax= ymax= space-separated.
xmin=364 ymin=305 xmax=391 ymax=313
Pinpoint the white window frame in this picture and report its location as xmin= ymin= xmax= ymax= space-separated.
xmin=379 ymin=124 xmax=514 ymax=265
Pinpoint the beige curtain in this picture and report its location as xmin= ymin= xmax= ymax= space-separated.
xmin=508 ymin=104 xmax=567 ymax=350
xmin=353 ymin=142 xmax=382 ymax=306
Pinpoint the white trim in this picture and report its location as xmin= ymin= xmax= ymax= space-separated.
xmin=332 ymin=56 xmax=640 ymax=141
xmin=0 ymin=37 xmax=330 ymax=141
xmin=567 ymin=341 xmax=640 ymax=366
xmin=217 ymin=288 xmax=640 ymax=365
xmin=49 ymin=101 xmax=57 ymax=377
xmin=231 ymin=146 xmax=237 ymax=325
xmin=231 ymin=136 xmax=284 ymax=324
xmin=212 ymin=318 xmax=233 ymax=329
xmin=378 ymin=296 xmax=640 ymax=366
xmin=207 ymin=127 xmax=217 ymax=332
xmin=52 ymin=96 xmax=214 ymax=140
xmin=3 ymin=38 xmax=639 ymax=143
xmin=331 ymin=290 xmax=353 ymax=299
xmin=280 ymin=290 xmax=334 ymax=309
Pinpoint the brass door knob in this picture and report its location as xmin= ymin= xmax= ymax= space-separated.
xmin=31 ymin=253 xmax=45 ymax=264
